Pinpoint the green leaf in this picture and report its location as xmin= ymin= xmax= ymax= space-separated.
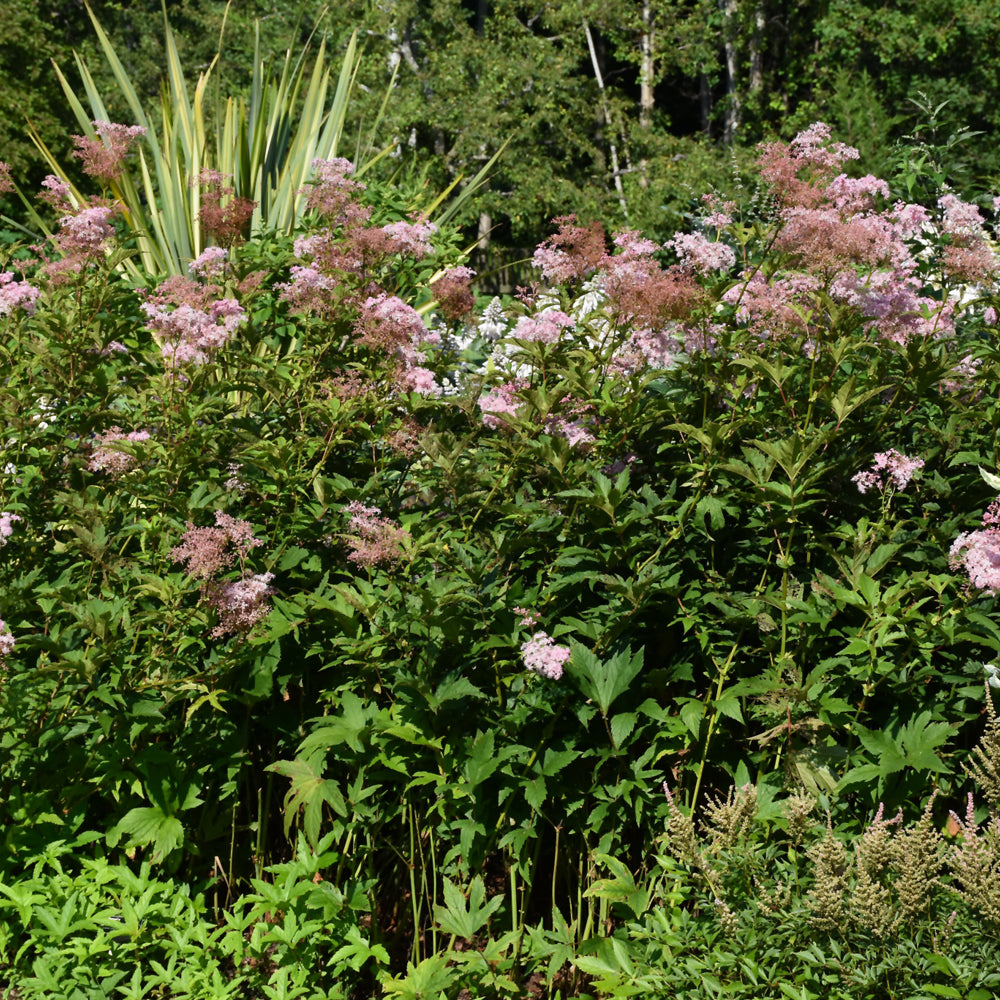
xmin=109 ymin=807 xmax=184 ymax=864
xmin=566 ymin=643 xmax=643 ymax=717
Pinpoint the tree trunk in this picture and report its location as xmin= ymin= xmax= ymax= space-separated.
xmin=638 ymin=0 xmax=655 ymax=188
xmin=719 ymin=0 xmax=740 ymax=144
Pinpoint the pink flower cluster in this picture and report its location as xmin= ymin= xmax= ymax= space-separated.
xmin=43 ymin=203 xmax=119 ymax=279
xmin=431 ymin=265 xmax=476 ymax=321
xmin=0 ymin=619 xmax=14 ymax=667
xmin=478 ymin=382 xmax=522 ymax=429
xmin=665 ymin=231 xmax=735 ymax=274
xmin=143 ymin=277 xmax=245 ymax=365
xmin=305 ymin=157 xmax=365 ymax=219
xmin=172 ymin=512 xmax=273 ymax=637
xmin=380 ymin=219 xmax=436 ymax=258
xmin=205 ymin=573 xmax=275 ymax=638
xmin=172 ymin=511 xmax=262 ymax=581
xmin=512 ymin=310 xmax=574 ymax=344
xmin=0 ymin=512 xmax=22 ymax=544
xmin=343 ymin=502 xmax=410 ymax=568
xmin=531 ymin=215 xmax=606 ymax=283
xmin=189 ymin=246 xmax=229 ymax=279
xmin=950 ymin=496 xmax=1000 ymax=594
xmin=520 ymin=631 xmax=570 ymax=680
xmin=88 ymin=427 xmax=151 ymax=476
xmin=0 ymin=272 xmax=40 ymax=316
xmin=72 ymin=121 xmax=146 ymax=184
xmin=852 ymin=450 xmax=925 ymax=494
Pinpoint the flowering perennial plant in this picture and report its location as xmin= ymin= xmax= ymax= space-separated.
xmin=520 ymin=631 xmax=570 ymax=680
xmin=0 ymin=620 xmax=13 ymax=667
xmin=343 ymin=502 xmax=409 ymax=568
xmin=72 ymin=121 xmax=146 ymax=184
xmin=0 ymin=272 xmax=40 ymax=316
xmin=88 ymin=428 xmax=151 ymax=476
xmin=950 ymin=497 xmax=1000 ymax=594
xmin=0 ymin=512 xmax=21 ymax=544
xmin=852 ymin=450 xmax=926 ymax=494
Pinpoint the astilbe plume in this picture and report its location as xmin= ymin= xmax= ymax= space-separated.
xmin=950 ymin=495 xmax=1000 ymax=594
xmin=88 ymin=427 xmax=151 ymax=476
xmin=852 ymin=803 xmax=902 ymax=936
xmin=0 ymin=161 xmax=13 ymax=194
xmin=807 ymin=819 xmax=849 ymax=931
xmin=519 ymin=631 xmax=570 ymax=680
xmin=703 ymin=784 xmax=757 ymax=851
xmin=72 ymin=121 xmax=146 ymax=184
xmin=343 ymin=502 xmax=409 ymax=568
xmin=966 ymin=686 xmax=1000 ymax=811
xmin=947 ymin=792 xmax=1000 ymax=927
xmin=893 ymin=792 xmax=944 ymax=924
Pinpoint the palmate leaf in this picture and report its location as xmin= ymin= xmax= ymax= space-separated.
xmin=108 ymin=807 xmax=184 ymax=864
xmin=266 ymin=756 xmax=347 ymax=847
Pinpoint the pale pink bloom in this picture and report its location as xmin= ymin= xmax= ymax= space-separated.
xmin=825 ymin=173 xmax=890 ymax=214
xmin=788 ymin=122 xmax=859 ymax=170
xmin=612 ymin=229 xmax=660 ymax=259
xmin=206 ymin=572 xmax=275 ymax=637
xmin=478 ymin=383 xmax=521 ymax=429
xmin=665 ymin=231 xmax=735 ymax=273
xmin=852 ymin=449 xmax=924 ymax=494
xmin=0 ymin=512 xmax=22 ymax=542
xmin=305 ymin=157 xmax=364 ymax=219
xmin=172 ymin=512 xmax=262 ymax=581
xmin=343 ymin=501 xmax=409 ymax=568
xmin=73 ymin=121 xmax=146 ymax=183
xmin=512 ymin=310 xmax=574 ymax=344
xmin=513 ymin=606 xmax=539 ymax=628
xmin=0 ymin=272 xmax=40 ymax=315
xmin=545 ymin=415 xmax=595 ymax=451
xmin=532 ymin=216 xmax=606 ymax=283
xmin=951 ymin=529 xmax=1000 ymax=594
xmin=39 ymin=174 xmax=72 ymax=211
xmin=189 ymin=246 xmax=228 ymax=278
xmin=357 ymin=292 xmax=427 ymax=357
xmin=0 ymin=161 xmax=13 ymax=195
xmin=380 ymin=219 xmax=436 ymax=258
xmin=889 ymin=201 xmax=932 ymax=237
xmin=144 ymin=294 xmax=245 ymax=365
xmin=520 ymin=631 xmax=570 ymax=680
xmin=0 ymin=619 xmax=14 ymax=663
xmin=275 ymin=265 xmax=335 ymax=314
xmin=938 ymin=194 xmax=986 ymax=239
xmin=401 ymin=365 xmax=439 ymax=395
xmin=88 ymin=427 xmax=151 ymax=476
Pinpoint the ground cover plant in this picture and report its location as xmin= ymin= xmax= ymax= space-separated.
xmin=3 ymin=107 xmax=1000 ymax=998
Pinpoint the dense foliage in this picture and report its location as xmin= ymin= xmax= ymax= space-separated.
xmin=3 ymin=95 xmax=1000 ymax=997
